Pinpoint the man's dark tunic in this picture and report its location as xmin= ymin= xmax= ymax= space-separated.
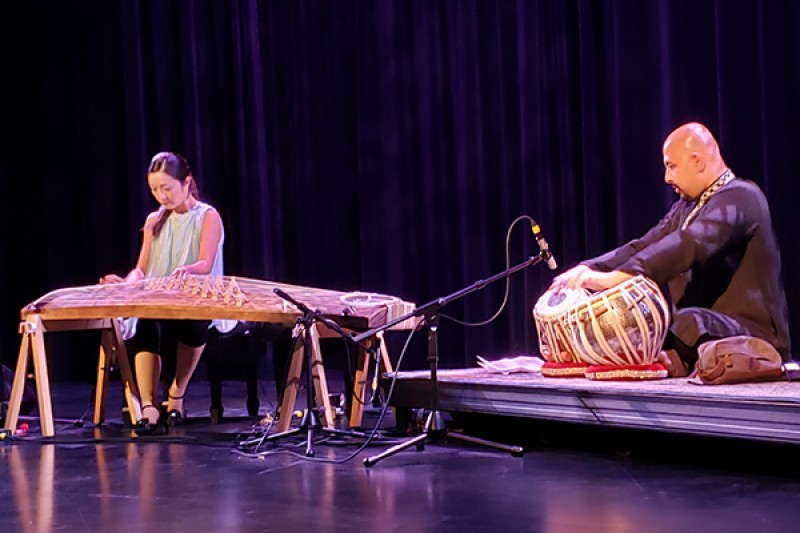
xmin=583 ymin=177 xmax=791 ymax=360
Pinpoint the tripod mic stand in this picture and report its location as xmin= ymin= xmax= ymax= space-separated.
xmin=265 ymin=288 xmax=378 ymax=456
xmin=353 ymin=253 xmax=549 ymax=467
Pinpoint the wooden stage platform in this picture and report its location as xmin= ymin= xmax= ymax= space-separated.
xmin=388 ymin=368 xmax=800 ymax=444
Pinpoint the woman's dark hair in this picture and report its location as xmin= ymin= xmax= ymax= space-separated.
xmin=146 ymin=152 xmax=200 ymax=237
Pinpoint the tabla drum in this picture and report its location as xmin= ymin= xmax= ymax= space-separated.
xmin=533 ymin=286 xmax=592 ymax=377
xmin=533 ymin=275 xmax=670 ymax=380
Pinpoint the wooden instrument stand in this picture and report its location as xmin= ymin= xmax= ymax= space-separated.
xmin=5 ymin=316 xmax=393 ymax=437
xmin=5 ymin=316 xmax=142 ymax=437
xmin=276 ymin=324 xmax=393 ymax=432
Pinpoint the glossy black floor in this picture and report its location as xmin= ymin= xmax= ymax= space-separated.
xmin=3 ymin=376 xmax=800 ymax=533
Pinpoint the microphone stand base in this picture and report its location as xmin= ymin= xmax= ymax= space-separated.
xmin=362 ymin=410 xmax=523 ymax=467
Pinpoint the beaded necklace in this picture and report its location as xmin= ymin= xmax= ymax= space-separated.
xmin=681 ymin=169 xmax=734 ymax=230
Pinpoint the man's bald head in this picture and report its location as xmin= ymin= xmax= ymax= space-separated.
xmin=664 ymin=122 xmax=722 ymax=160
xmin=662 ymin=122 xmax=728 ymax=200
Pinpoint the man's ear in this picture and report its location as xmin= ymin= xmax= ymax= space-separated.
xmin=690 ymin=152 xmax=706 ymax=172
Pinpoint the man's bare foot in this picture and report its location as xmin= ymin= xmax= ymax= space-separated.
xmin=658 ymin=349 xmax=689 ymax=378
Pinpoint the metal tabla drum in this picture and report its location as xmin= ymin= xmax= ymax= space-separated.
xmin=534 ymin=275 xmax=671 ymax=380
xmin=532 ymin=286 xmax=592 ymax=377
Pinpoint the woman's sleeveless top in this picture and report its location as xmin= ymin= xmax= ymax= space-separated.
xmin=145 ymin=201 xmax=224 ymax=278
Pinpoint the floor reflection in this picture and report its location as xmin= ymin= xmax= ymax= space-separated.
xmin=3 ymin=382 xmax=800 ymax=532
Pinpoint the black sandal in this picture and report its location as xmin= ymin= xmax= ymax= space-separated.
xmin=134 ymin=403 xmax=166 ymax=436
xmin=166 ymin=394 xmax=186 ymax=427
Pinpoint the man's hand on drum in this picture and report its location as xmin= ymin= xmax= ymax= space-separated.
xmin=578 ymin=270 xmax=633 ymax=291
xmin=550 ymin=265 xmax=591 ymax=291
xmin=550 ymin=265 xmax=632 ymax=293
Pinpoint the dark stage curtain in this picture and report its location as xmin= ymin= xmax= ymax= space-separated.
xmin=2 ymin=0 xmax=799 ymax=380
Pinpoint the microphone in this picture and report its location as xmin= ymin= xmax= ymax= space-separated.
xmin=530 ymin=221 xmax=558 ymax=270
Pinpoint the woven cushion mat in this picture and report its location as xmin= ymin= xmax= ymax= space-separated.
xmin=395 ymin=367 xmax=800 ymax=403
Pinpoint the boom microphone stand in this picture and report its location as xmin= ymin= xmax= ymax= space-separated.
xmin=266 ymin=288 xmax=368 ymax=456
xmin=353 ymin=252 xmax=551 ymax=467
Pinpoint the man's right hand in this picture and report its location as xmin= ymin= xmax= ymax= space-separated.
xmin=550 ymin=265 xmax=633 ymax=293
xmin=549 ymin=264 xmax=592 ymax=292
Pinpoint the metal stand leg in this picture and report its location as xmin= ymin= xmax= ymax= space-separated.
xmin=363 ymin=314 xmax=523 ymax=467
xmin=265 ymin=316 xmax=322 ymax=456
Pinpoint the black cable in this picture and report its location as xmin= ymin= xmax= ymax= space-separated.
xmin=232 ymin=324 xmax=419 ymax=465
xmin=439 ymin=215 xmax=534 ymax=327
xmin=8 ymin=434 xmax=238 ymax=448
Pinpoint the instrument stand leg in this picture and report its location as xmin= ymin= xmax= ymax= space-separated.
xmin=363 ymin=314 xmax=524 ymax=467
xmin=349 ymin=332 xmax=393 ymax=429
xmin=5 ymin=316 xmax=56 ymax=437
xmin=265 ymin=314 xmax=323 ymax=456
xmin=265 ymin=291 xmax=383 ymax=454
xmin=265 ymin=314 xmax=368 ymax=453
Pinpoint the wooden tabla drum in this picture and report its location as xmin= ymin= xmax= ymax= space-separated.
xmin=533 ymin=286 xmax=592 ymax=377
xmin=565 ymin=275 xmax=670 ymax=380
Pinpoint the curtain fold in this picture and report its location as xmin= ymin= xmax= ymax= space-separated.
xmin=2 ymin=0 xmax=799 ymax=378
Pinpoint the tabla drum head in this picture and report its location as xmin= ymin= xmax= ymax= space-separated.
xmin=533 ymin=287 xmax=589 ymax=319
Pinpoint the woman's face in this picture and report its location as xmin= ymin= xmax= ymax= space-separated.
xmin=148 ymin=171 xmax=191 ymax=212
